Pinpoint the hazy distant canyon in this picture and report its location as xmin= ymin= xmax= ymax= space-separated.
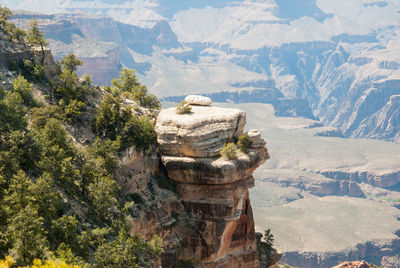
xmin=3 ymin=0 xmax=400 ymax=266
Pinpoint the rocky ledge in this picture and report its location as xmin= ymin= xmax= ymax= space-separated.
xmin=155 ymin=106 xmax=246 ymax=158
xmin=155 ymin=103 xmax=271 ymax=267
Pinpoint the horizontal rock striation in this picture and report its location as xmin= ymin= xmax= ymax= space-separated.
xmin=155 ymin=106 xmax=246 ymax=158
xmin=320 ymin=170 xmax=400 ymax=189
xmin=281 ymin=238 xmax=400 ymax=268
xmin=161 ymin=149 xmax=268 ymax=185
xmin=155 ymin=104 xmax=270 ymax=267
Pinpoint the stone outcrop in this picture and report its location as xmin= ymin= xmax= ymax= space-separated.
xmin=114 ymin=146 xmax=160 ymax=194
xmin=0 ymin=30 xmax=59 ymax=81
xmin=155 ymin=106 xmax=246 ymax=158
xmin=185 ymin=95 xmax=212 ymax=106
xmin=155 ymin=104 xmax=270 ymax=267
xmin=0 ymin=32 xmax=32 ymax=69
xmin=32 ymin=47 xmax=60 ymax=80
xmin=248 ymin=129 xmax=266 ymax=148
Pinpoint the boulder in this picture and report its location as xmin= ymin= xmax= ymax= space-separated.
xmin=184 ymin=94 xmax=212 ymax=106
xmin=155 ymin=106 xmax=246 ymax=158
xmin=248 ymin=129 xmax=266 ymax=148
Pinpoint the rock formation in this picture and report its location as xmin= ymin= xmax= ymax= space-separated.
xmin=332 ymin=260 xmax=372 ymax=268
xmin=156 ymin=106 xmax=246 ymax=158
xmin=155 ymin=104 xmax=270 ymax=267
xmin=0 ymin=32 xmax=59 ymax=84
xmin=185 ymin=95 xmax=212 ymax=106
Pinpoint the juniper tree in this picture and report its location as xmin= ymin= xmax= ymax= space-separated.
xmin=26 ymin=19 xmax=48 ymax=63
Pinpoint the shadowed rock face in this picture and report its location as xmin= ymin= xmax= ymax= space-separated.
xmin=155 ymin=104 xmax=270 ymax=267
xmin=0 ymin=31 xmax=59 ymax=82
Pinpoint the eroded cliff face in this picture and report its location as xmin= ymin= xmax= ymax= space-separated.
xmin=154 ymin=105 xmax=270 ymax=267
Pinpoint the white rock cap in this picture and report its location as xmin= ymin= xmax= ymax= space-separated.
xmin=185 ymin=95 xmax=212 ymax=106
xmin=247 ymin=129 xmax=261 ymax=139
xmin=247 ymin=129 xmax=266 ymax=148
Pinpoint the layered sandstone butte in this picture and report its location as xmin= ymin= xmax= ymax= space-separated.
xmin=155 ymin=105 xmax=269 ymax=267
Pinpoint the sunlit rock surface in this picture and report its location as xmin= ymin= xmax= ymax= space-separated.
xmin=155 ymin=106 xmax=246 ymax=158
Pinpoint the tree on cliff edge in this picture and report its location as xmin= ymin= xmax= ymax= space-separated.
xmin=26 ymin=19 xmax=48 ymax=63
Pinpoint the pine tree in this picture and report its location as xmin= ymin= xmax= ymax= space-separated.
xmin=26 ymin=20 xmax=48 ymax=63
xmin=60 ymin=54 xmax=83 ymax=73
xmin=7 ymin=205 xmax=48 ymax=265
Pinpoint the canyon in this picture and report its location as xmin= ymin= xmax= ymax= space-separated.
xmin=0 ymin=28 xmax=276 ymax=266
xmin=3 ymin=0 xmax=400 ymax=266
xmin=6 ymin=0 xmax=400 ymax=143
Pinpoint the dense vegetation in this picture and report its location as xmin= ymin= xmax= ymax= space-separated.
xmin=0 ymin=8 xmax=162 ymax=267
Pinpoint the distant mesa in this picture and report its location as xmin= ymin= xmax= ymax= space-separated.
xmin=184 ymin=94 xmax=212 ymax=106
xmin=332 ymin=260 xmax=373 ymax=268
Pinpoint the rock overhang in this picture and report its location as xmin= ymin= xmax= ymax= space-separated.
xmin=161 ymin=148 xmax=269 ymax=185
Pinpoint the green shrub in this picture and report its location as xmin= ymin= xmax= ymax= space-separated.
xmin=92 ymin=138 xmax=120 ymax=173
xmin=60 ymin=99 xmax=85 ymax=123
xmin=140 ymin=93 xmax=161 ymax=109
xmin=0 ymin=59 xmax=162 ymax=267
xmin=30 ymin=105 xmax=63 ymax=128
xmin=0 ymin=5 xmax=25 ymax=42
xmin=0 ymin=88 xmax=28 ymax=133
xmin=93 ymin=232 xmax=162 ymax=268
xmin=60 ymin=54 xmax=83 ymax=73
xmin=51 ymin=215 xmax=79 ymax=245
xmin=94 ymin=93 xmax=122 ymax=139
xmin=89 ymin=175 xmax=120 ymax=220
xmin=13 ymin=75 xmax=35 ymax=107
xmin=95 ymin=93 xmax=156 ymax=151
xmin=176 ymin=100 xmax=191 ymax=114
xmin=23 ymin=60 xmax=43 ymax=79
xmin=220 ymin=143 xmax=238 ymax=160
xmin=121 ymin=114 xmax=155 ymax=151
xmin=26 ymin=19 xmax=48 ymax=53
xmin=112 ymin=68 xmax=161 ymax=109
xmin=33 ymin=62 xmax=44 ymax=77
xmin=11 ymin=27 xmax=25 ymax=42
xmin=56 ymin=243 xmax=88 ymax=267
xmin=263 ymin=228 xmax=274 ymax=247
xmin=237 ymin=134 xmax=252 ymax=153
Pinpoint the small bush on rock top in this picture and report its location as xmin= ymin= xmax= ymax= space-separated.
xmin=237 ymin=134 xmax=252 ymax=153
xmin=220 ymin=143 xmax=238 ymax=160
xmin=176 ymin=100 xmax=192 ymax=114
